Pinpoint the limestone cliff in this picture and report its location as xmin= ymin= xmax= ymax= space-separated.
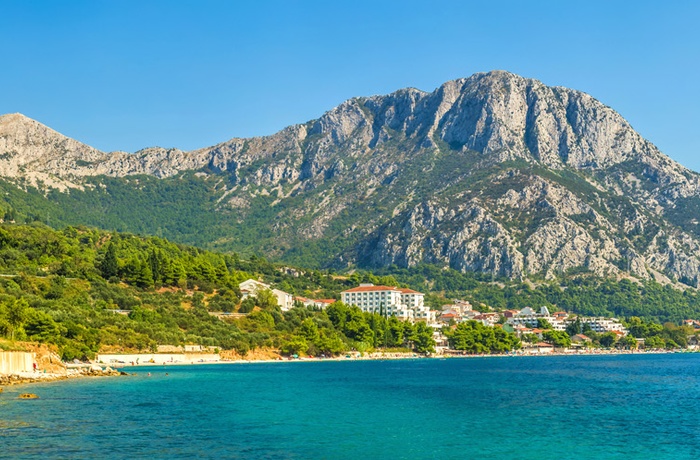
xmin=2 ymin=71 xmax=700 ymax=285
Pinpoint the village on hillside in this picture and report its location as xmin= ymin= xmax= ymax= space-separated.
xmin=206 ymin=279 xmax=700 ymax=356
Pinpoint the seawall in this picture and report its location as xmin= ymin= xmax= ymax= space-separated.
xmin=0 ymin=351 xmax=35 ymax=374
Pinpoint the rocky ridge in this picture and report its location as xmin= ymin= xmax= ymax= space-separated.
xmin=2 ymin=71 xmax=700 ymax=285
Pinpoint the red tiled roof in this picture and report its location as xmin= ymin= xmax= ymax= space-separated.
xmin=316 ymin=299 xmax=336 ymax=304
xmin=342 ymin=285 xmax=401 ymax=293
xmin=342 ymin=285 xmax=423 ymax=295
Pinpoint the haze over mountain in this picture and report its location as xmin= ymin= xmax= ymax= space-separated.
xmin=2 ymin=71 xmax=700 ymax=286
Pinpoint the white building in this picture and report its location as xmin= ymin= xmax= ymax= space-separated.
xmin=341 ymin=284 xmax=434 ymax=323
xmin=504 ymin=307 xmax=628 ymax=335
xmin=294 ymin=297 xmax=336 ymax=310
xmin=441 ymin=300 xmax=473 ymax=316
xmin=582 ymin=317 xmax=627 ymax=334
xmin=505 ymin=307 xmax=566 ymax=331
xmin=239 ymin=279 xmax=294 ymax=311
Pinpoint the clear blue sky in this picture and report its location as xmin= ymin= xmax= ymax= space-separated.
xmin=1 ymin=1 xmax=699 ymax=171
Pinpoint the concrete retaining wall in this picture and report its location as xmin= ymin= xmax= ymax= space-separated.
xmin=0 ymin=351 xmax=35 ymax=374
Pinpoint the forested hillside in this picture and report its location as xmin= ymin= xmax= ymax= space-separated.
xmin=0 ymin=223 xmax=435 ymax=359
xmin=0 ymin=223 xmax=699 ymax=360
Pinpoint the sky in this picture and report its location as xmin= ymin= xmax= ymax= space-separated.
xmin=1 ymin=1 xmax=699 ymax=170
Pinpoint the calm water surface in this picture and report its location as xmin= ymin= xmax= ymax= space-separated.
xmin=1 ymin=354 xmax=699 ymax=459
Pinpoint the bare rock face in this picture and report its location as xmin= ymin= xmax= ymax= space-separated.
xmin=2 ymin=71 xmax=700 ymax=285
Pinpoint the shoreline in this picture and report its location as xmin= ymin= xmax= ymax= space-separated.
xmin=107 ymin=347 xmax=697 ymax=368
xmin=2 ymin=348 xmax=696 ymax=386
xmin=0 ymin=366 xmax=124 ymax=387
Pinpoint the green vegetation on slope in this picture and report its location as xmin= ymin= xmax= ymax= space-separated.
xmin=0 ymin=223 xmax=437 ymax=360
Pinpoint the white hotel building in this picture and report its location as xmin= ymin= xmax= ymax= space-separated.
xmin=340 ymin=284 xmax=435 ymax=322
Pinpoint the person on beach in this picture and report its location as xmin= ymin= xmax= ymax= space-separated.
xmin=33 ymin=362 xmax=37 ymax=372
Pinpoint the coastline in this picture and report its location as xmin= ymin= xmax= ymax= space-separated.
xmin=2 ymin=348 xmax=695 ymax=387
xmin=105 ymin=346 xmax=696 ymax=368
xmin=0 ymin=365 xmax=124 ymax=387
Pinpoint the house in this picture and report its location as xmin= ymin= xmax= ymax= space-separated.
xmin=441 ymin=300 xmax=473 ymax=315
xmin=438 ymin=312 xmax=459 ymax=324
xmin=523 ymin=342 xmax=554 ymax=354
xmin=315 ymin=299 xmax=336 ymax=309
xmin=272 ymin=289 xmax=294 ymax=311
xmin=239 ymin=279 xmax=294 ymax=311
xmin=474 ymin=313 xmax=499 ymax=327
xmin=294 ymin=297 xmax=336 ymax=310
xmin=571 ymin=334 xmax=591 ymax=344
xmin=239 ymin=279 xmax=270 ymax=298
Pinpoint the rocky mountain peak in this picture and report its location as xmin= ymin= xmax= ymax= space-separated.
xmin=2 ymin=72 xmax=700 ymax=286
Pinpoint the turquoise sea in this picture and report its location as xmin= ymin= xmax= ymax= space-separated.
xmin=1 ymin=354 xmax=699 ymax=459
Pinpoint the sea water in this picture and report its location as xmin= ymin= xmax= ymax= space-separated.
xmin=1 ymin=354 xmax=699 ymax=459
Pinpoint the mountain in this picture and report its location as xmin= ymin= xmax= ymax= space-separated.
xmin=2 ymin=70 xmax=700 ymax=286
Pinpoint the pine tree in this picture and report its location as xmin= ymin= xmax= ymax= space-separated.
xmin=148 ymin=249 xmax=161 ymax=283
xmin=134 ymin=260 xmax=154 ymax=288
xmin=100 ymin=242 xmax=119 ymax=279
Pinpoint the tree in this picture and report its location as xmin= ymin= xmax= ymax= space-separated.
xmin=410 ymin=322 xmax=436 ymax=354
xmin=299 ymin=318 xmax=320 ymax=343
xmin=326 ymin=302 xmax=350 ymax=329
xmin=447 ymin=321 xmax=518 ymax=354
xmin=100 ymin=242 xmax=119 ymax=279
xmin=239 ymin=297 xmax=256 ymax=313
xmin=619 ymin=334 xmax=638 ymax=349
xmin=344 ymin=319 xmax=374 ymax=344
xmin=24 ymin=309 xmax=61 ymax=342
xmin=542 ymin=330 xmax=571 ymax=348
xmin=280 ymin=337 xmax=308 ymax=355
xmin=644 ymin=335 xmax=665 ymax=349
xmin=255 ymin=289 xmax=279 ymax=310
xmin=6 ymin=298 xmax=28 ymax=340
xmin=522 ymin=333 xmax=539 ymax=344
xmin=565 ymin=317 xmax=582 ymax=337
xmin=316 ymin=329 xmax=346 ymax=355
xmin=148 ymin=249 xmax=162 ymax=283
xmin=599 ymin=332 xmax=617 ymax=347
